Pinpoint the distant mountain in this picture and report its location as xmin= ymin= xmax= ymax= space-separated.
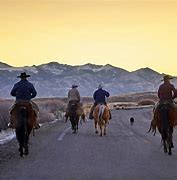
xmin=0 ymin=62 xmax=12 ymax=68
xmin=0 ymin=61 xmax=176 ymax=98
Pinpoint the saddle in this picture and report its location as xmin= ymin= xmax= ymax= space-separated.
xmin=9 ymin=101 xmax=39 ymax=129
xmin=152 ymin=102 xmax=177 ymax=129
xmin=65 ymin=101 xmax=85 ymax=120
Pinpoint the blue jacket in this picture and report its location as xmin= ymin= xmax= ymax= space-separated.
xmin=11 ymin=80 xmax=37 ymax=101
xmin=93 ymin=88 xmax=110 ymax=103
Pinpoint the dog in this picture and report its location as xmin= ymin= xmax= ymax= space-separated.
xmin=130 ymin=117 xmax=134 ymax=125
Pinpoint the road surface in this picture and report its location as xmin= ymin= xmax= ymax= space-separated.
xmin=1 ymin=107 xmax=177 ymax=180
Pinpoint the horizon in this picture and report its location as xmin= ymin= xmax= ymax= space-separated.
xmin=0 ymin=60 xmax=175 ymax=77
xmin=0 ymin=0 xmax=177 ymax=75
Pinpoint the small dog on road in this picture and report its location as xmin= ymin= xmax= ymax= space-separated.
xmin=130 ymin=117 xmax=134 ymax=125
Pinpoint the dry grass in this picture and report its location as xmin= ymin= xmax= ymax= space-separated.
xmin=0 ymin=99 xmax=13 ymax=131
xmin=0 ymin=92 xmax=159 ymax=130
xmin=0 ymin=98 xmax=66 ymax=130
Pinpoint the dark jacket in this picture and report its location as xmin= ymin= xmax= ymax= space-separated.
xmin=93 ymin=88 xmax=110 ymax=104
xmin=158 ymin=82 xmax=176 ymax=102
xmin=11 ymin=79 xmax=37 ymax=101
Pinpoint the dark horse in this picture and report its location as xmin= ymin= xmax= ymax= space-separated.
xmin=148 ymin=104 xmax=177 ymax=155
xmin=11 ymin=101 xmax=35 ymax=157
xmin=68 ymin=101 xmax=80 ymax=134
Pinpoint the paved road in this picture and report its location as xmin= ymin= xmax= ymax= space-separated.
xmin=1 ymin=107 xmax=177 ymax=180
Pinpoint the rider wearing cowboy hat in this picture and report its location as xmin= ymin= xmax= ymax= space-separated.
xmin=158 ymin=75 xmax=176 ymax=103
xmin=156 ymin=74 xmax=177 ymax=148
xmin=89 ymin=84 xmax=111 ymax=119
xmin=68 ymin=84 xmax=80 ymax=103
xmin=9 ymin=72 xmax=40 ymax=129
xmin=65 ymin=84 xmax=81 ymax=122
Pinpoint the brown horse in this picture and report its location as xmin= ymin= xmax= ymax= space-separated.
xmin=93 ymin=104 xmax=110 ymax=136
xmin=148 ymin=103 xmax=177 ymax=155
xmin=10 ymin=101 xmax=36 ymax=157
xmin=65 ymin=101 xmax=85 ymax=134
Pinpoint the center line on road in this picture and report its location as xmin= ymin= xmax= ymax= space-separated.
xmin=58 ymin=127 xmax=71 ymax=141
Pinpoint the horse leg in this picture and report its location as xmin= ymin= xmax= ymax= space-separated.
xmin=99 ymin=124 xmax=103 ymax=136
xmin=167 ymin=129 xmax=172 ymax=155
xmin=24 ymin=130 xmax=31 ymax=155
xmin=95 ymin=120 xmax=98 ymax=134
xmin=76 ymin=117 xmax=79 ymax=133
xmin=163 ymin=140 xmax=167 ymax=153
xmin=168 ymin=144 xmax=172 ymax=155
xmin=16 ymin=130 xmax=24 ymax=157
xmin=162 ymin=132 xmax=167 ymax=153
xmin=104 ymin=124 xmax=106 ymax=136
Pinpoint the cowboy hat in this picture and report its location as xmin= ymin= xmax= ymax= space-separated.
xmin=17 ymin=72 xmax=31 ymax=78
xmin=161 ymin=75 xmax=173 ymax=81
xmin=72 ymin=84 xmax=78 ymax=88
xmin=98 ymin=84 xmax=103 ymax=89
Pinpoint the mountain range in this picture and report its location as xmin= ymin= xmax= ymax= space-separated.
xmin=0 ymin=61 xmax=176 ymax=98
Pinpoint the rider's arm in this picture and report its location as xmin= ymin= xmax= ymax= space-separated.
xmin=171 ymin=85 xmax=176 ymax=99
xmin=157 ymin=86 xmax=161 ymax=98
xmin=105 ymin=90 xmax=110 ymax=97
xmin=10 ymin=84 xmax=17 ymax=97
xmin=30 ymin=84 xmax=37 ymax=98
xmin=76 ymin=89 xmax=80 ymax=102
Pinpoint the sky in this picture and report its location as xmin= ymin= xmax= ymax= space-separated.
xmin=0 ymin=0 xmax=177 ymax=75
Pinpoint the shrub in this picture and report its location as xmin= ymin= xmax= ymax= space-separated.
xmin=138 ymin=99 xmax=156 ymax=106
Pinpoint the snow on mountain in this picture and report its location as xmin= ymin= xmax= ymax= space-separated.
xmin=0 ymin=61 xmax=176 ymax=98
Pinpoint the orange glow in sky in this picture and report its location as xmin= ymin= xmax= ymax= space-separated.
xmin=0 ymin=0 xmax=177 ymax=75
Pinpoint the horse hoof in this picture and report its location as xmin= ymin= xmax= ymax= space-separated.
xmin=168 ymin=152 xmax=172 ymax=155
xmin=24 ymin=150 xmax=29 ymax=155
xmin=164 ymin=149 xmax=167 ymax=153
xmin=95 ymin=131 xmax=98 ymax=134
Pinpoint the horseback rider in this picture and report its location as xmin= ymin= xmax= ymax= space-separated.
xmin=158 ymin=75 xmax=176 ymax=106
xmin=68 ymin=84 xmax=80 ymax=105
xmin=65 ymin=84 xmax=85 ymax=121
xmin=156 ymin=75 xmax=176 ymax=147
xmin=89 ymin=84 xmax=112 ymax=119
xmin=9 ymin=72 xmax=40 ymax=129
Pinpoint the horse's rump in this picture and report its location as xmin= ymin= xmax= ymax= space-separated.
xmin=9 ymin=101 xmax=36 ymax=129
xmin=66 ymin=102 xmax=85 ymax=120
xmin=150 ymin=104 xmax=177 ymax=133
xmin=93 ymin=104 xmax=110 ymax=123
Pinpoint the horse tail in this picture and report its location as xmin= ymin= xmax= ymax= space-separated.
xmin=160 ymin=105 xmax=169 ymax=141
xmin=98 ymin=105 xmax=105 ymax=122
xmin=147 ymin=121 xmax=156 ymax=136
xmin=160 ymin=105 xmax=169 ymax=132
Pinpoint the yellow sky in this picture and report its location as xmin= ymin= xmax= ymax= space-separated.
xmin=0 ymin=0 xmax=177 ymax=75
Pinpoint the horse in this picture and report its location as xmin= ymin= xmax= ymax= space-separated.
xmin=68 ymin=101 xmax=80 ymax=134
xmin=10 ymin=101 xmax=36 ymax=157
xmin=65 ymin=101 xmax=85 ymax=134
xmin=93 ymin=104 xmax=110 ymax=136
xmin=148 ymin=103 xmax=177 ymax=155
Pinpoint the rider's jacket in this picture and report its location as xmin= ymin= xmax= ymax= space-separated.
xmin=93 ymin=88 xmax=110 ymax=104
xmin=68 ymin=88 xmax=80 ymax=102
xmin=11 ymin=79 xmax=37 ymax=101
xmin=158 ymin=82 xmax=176 ymax=103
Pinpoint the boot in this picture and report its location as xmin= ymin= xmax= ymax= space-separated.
xmin=109 ymin=110 xmax=112 ymax=120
